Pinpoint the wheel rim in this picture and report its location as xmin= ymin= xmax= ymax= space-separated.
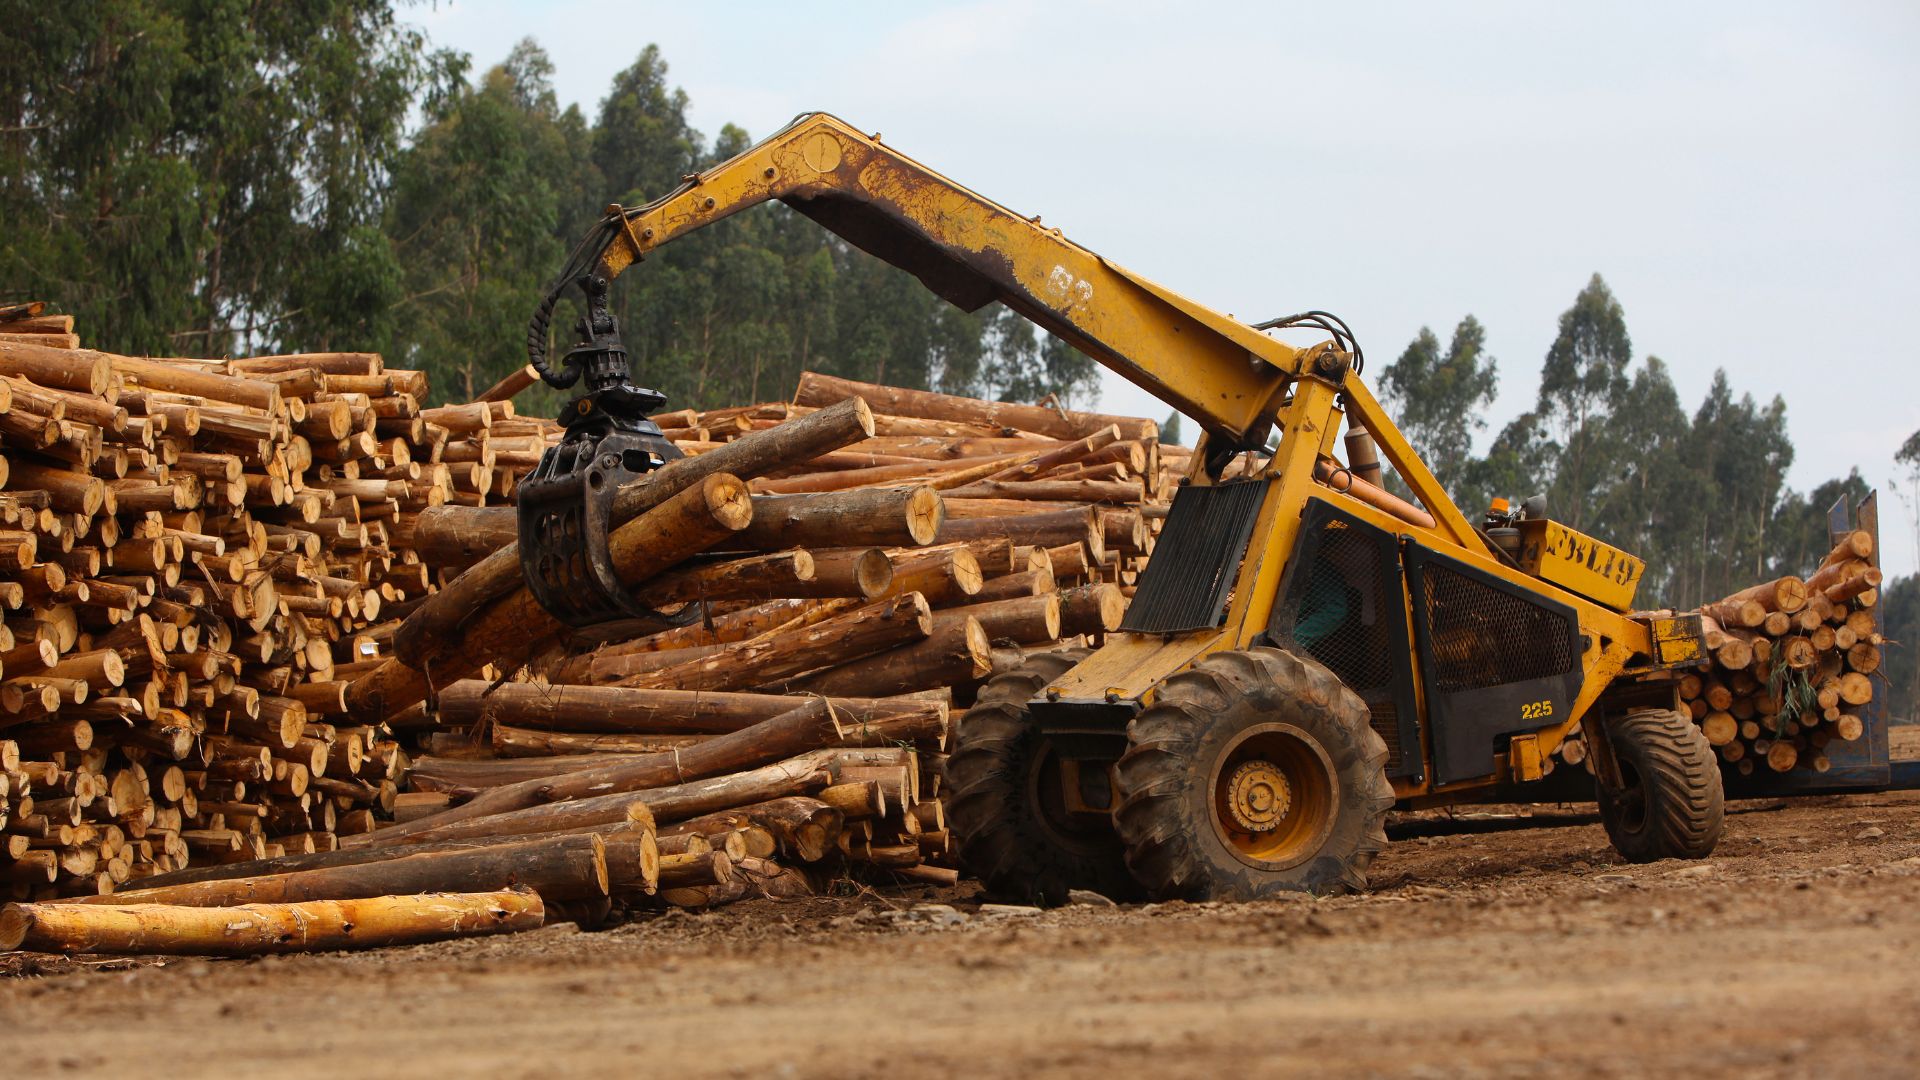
xmin=1208 ymin=722 xmax=1339 ymax=870
xmin=1025 ymin=741 xmax=1115 ymax=858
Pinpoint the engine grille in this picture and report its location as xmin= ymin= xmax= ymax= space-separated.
xmin=1416 ymin=561 xmax=1576 ymax=692
xmin=1120 ymin=480 xmax=1267 ymax=634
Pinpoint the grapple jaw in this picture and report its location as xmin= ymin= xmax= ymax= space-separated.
xmin=517 ymin=273 xmax=699 ymax=630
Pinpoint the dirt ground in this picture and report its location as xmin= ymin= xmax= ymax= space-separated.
xmin=8 ymin=774 xmax=1920 ymax=1078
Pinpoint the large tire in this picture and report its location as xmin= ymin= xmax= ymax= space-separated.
xmin=945 ymin=650 xmax=1141 ymax=905
xmin=1595 ymin=708 xmax=1723 ymax=862
xmin=1114 ymin=648 xmax=1394 ymax=900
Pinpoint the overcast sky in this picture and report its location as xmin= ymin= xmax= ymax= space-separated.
xmin=416 ymin=1 xmax=1920 ymax=575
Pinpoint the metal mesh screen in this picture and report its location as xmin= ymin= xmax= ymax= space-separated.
xmin=1269 ymin=518 xmax=1409 ymax=772
xmin=1121 ymin=480 xmax=1266 ymax=634
xmin=1417 ymin=562 xmax=1575 ymax=692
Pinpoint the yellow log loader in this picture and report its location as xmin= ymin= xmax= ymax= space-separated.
xmin=523 ymin=112 xmax=1723 ymax=903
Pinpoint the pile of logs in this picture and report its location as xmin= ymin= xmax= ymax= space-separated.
xmin=1557 ymin=529 xmax=1885 ymax=777
xmin=1 ymin=352 xmax=1176 ymax=947
xmin=1683 ymin=530 xmax=1884 ymax=775
xmin=342 ymin=371 xmax=1173 ymax=912
xmin=0 ymin=302 xmax=535 ymax=901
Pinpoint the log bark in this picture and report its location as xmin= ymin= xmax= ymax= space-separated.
xmin=1057 ymin=583 xmax=1127 ymax=636
xmin=787 ymin=616 xmax=991 ymax=697
xmin=0 ymin=341 xmax=112 ymax=395
xmin=932 ymin=505 xmax=1102 ymax=560
xmin=946 ymin=479 xmax=1144 ymax=504
xmin=933 ymin=593 xmax=1061 ymax=644
xmin=984 ymin=425 xmax=1120 ymax=481
xmin=658 ymin=797 xmax=843 ymax=863
xmin=412 ymin=505 xmax=517 ymax=569
xmin=632 ymin=550 xmax=816 ymax=606
xmin=0 ymin=888 xmax=544 ymax=955
xmin=364 ymin=697 xmax=845 ymax=844
xmin=491 ymin=725 xmax=708 ymax=757
xmin=1718 ymin=575 xmax=1808 ymax=615
xmin=621 ymin=593 xmax=932 ymax=692
xmin=75 ymin=833 xmax=609 ymax=906
xmin=794 ymin=371 xmax=1155 ymax=441
xmin=729 ymin=487 xmax=942 ymax=551
xmin=432 ymin=680 xmax=930 ymax=734
xmin=353 ymin=750 xmax=839 ymax=848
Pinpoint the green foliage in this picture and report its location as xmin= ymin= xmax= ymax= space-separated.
xmin=1537 ymin=273 xmax=1633 ymax=530
xmin=1161 ymin=412 xmax=1185 ymax=447
xmin=0 ymin=2 xmax=457 ymax=355
xmin=1377 ymin=315 xmax=1498 ymax=502
xmin=384 ymin=39 xmax=590 ymax=403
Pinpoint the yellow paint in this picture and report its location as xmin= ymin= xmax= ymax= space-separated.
xmin=1507 ymin=735 xmax=1545 ymax=782
xmin=597 ymin=113 xmax=1300 ymax=448
xmin=1517 ymin=518 xmax=1645 ymax=611
xmin=1649 ymin=613 xmax=1706 ymax=667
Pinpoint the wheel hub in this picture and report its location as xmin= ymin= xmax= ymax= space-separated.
xmin=1224 ymin=760 xmax=1291 ymax=832
xmin=1208 ymin=722 xmax=1341 ymax=871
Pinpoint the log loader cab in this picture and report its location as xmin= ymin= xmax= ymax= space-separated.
xmin=526 ymin=112 xmax=1724 ymax=903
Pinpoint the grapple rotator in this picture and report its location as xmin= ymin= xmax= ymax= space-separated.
xmin=516 ymin=274 xmax=696 ymax=629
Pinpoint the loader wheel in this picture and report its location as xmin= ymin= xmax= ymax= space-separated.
xmin=1114 ymin=648 xmax=1394 ymax=900
xmin=945 ymin=649 xmax=1140 ymax=906
xmin=1595 ymin=709 xmax=1723 ymax=862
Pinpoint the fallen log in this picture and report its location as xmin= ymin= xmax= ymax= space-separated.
xmin=620 ymin=594 xmax=932 ymax=692
xmin=786 ymin=616 xmax=991 ymax=697
xmin=431 ymin=680 xmax=928 ymax=735
xmin=361 ymin=698 xmax=843 ymax=844
xmin=72 ymin=833 xmax=610 ymax=907
xmin=351 ymin=749 xmax=840 ymax=848
xmin=0 ymin=887 xmax=545 ymax=956
xmin=794 ymin=370 xmax=1154 ymax=441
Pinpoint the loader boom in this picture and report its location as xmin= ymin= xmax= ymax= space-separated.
xmin=556 ymin=113 xmax=1308 ymax=450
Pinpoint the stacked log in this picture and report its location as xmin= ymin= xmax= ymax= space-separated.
xmin=1556 ymin=531 xmax=1889 ymax=779
xmin=1 ymin=334 xmax=1176 ymax=933
xmin=338 ymin=372 xmax=1171 ymax=910
xmin=1675 ymin=531 xmax=1884 ymax=775
xmin=0 ymin=305 xmax=516 ymax=899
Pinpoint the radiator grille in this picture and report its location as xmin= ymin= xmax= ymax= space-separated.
xmin=1417 ymin=561 xmax=1576 ymax=692
xmin=1120 ymin=481 xmax=1267 ymax=634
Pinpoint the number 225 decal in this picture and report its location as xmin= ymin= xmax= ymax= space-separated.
xmin=1520 ymin=700 xmax=1555 ymax=721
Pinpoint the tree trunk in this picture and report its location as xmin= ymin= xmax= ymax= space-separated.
xmin=491 ymin=725 xmax=709 ymax=757
xmin=727 ymin=487 xmax=942 ymax=550
xmin=431 ymin=680 xmax=929 ymax=734
xmin=364 ymin=698 xmax=847 ymax=843
xmin=786 ymin=616 xmax=991 ymax=697
xmin=73 ymin=834 xmax=609 ymax=907
xmin=621 ymin=593 xmax=932 ymax=692
xmin=632 ymin=550 xmax=817 ymax=606
xmin=352 ymin=750 xmax=840 ymax=848
xmin=932 ymin=593 xmax=1061 ymax=644
xmin=882 ymin=548 xmax=983 ymax=604
xmin=0 ymin=888 xmax=544 ymax=956
xmin=794 ymin=370 xmax=1155 ymax=441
